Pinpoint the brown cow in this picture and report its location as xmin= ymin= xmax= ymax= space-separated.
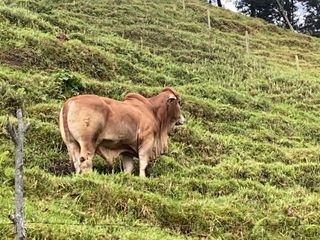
xmin=59 ymin=88 xmax=185 ymax=177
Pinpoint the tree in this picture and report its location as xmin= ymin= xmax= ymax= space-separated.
xmin=235 ymin=0 xmax=299 ymax=30
xmin=235 ymin=0 xmax=320 ymax=36
xmin=298 ymin=0 xmax=320 ymax=36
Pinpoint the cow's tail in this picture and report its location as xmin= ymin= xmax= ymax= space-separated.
xmin=59 ymin=101 xmax=71 ymax=144
xmin=60 ymin=100 xmax=84 ymax=173
xmin=60 ymin=101 xmax=79 ymax=173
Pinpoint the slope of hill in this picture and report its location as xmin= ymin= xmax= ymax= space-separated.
xmin=1 ymin=0 xmax=320 ymax=239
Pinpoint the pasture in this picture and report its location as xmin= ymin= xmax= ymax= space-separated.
xmin=0 ymin=0 xmax=320 ymax=239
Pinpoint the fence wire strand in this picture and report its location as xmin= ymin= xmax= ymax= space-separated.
xmin=0 ymin=220 xmax=207 ymax=237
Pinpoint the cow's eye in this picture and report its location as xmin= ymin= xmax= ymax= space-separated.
xmin=167 ymin=98 xmax=175 ymax=104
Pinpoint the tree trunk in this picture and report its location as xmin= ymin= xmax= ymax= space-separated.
xmin=217 ymin=0 xmax=222 ymax=7
xmin=275 ymin=0 xmax=294 ymax=31
xmin=284 ymin=0 xmax=294 ymax=28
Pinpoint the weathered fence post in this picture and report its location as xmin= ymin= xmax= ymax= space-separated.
xmin=6 ymin=109 xmax=29 ymax=240
xmin=173 ymin=4 xmax=177 ymax=11
xmin=245 ymin=30 xmax=249 ymax=54
xmin=295 ymin=55 xmax=300 ymax=70
xmin=207 ymin=9 xmax=211 ymax=29
xmin=182 ymin=0 xmax=185 ymax=11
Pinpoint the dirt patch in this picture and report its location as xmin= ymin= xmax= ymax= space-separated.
xmin=47 ymin=158 xmax=74 ymax=176
xmin=0 ymin=52 xmax=23 ymax=68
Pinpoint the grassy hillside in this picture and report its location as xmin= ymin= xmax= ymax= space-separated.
xmin=1 ymin=0 xmax=320 ymax=239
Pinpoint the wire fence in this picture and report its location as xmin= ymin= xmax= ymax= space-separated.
xmin=0 ymin=221 xmax=160 ymax=228
xmin=0 ymin=220 xmax=204 ymax=237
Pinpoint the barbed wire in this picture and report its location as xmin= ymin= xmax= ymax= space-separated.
xmin=0 ymin=221 xmax=156 ymax=228
xmin=0 ymin=221 xmax=185 ymax=236
xmin=0 ymin=220 xmax=207 ymax=237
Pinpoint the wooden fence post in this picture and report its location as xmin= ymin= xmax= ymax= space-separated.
xmin=182 ymin=0 xmax=185 ymax=11
xmin=6 ymin=109 xmax=29 ymax=240
xmin=295 ymin=55 xmax=300 ymax=70
xmin=245 ymin=30 xmax=249 ymax=54
xmin=207 ymin=9 xmax=211 ymax=29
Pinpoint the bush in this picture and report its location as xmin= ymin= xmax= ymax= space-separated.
xmin=55 ymin=71 xmax=86 ymax=98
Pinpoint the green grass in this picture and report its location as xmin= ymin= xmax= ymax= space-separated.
xmin=1 ymin=0 xmax=320 ymax=239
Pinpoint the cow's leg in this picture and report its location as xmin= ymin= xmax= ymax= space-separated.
xmin=79 ymin=141 xmax=96 ymax=173
xmin=138 ymin=138 xmax=154 ymax=177
xmin=67 ymin=141 xmax=81 ymax=173
xmin=138 ymin=155 xmax=149 ymax=177
xmin=122 ymin=155 xmax=134 ymax=174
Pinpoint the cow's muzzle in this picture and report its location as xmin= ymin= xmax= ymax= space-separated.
xmin=176 ymin=114 xmax=185 ymax=125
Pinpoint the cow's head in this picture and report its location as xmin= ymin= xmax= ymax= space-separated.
xmin=162 ymin=88 xmax=185 ymax=126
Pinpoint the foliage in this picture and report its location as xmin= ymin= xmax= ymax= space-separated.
xmin=235 ymin=0 xmax=320 ymax=36
xmin=235 ymin=0 xmax=289 ymax=26
xmin=298 ymin=0 xmax=320 ymax=37
xmin=55 ymin=71 xmax=86 ymax=97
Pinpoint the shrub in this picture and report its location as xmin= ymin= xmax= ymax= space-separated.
xmin=55 ymin=71 xmax=86 ymax=98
